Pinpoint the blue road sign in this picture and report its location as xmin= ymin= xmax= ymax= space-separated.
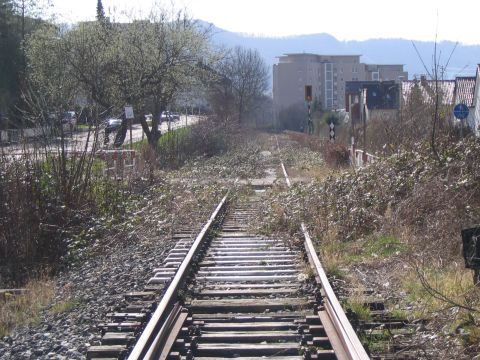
xmin=453 ymin=103 xmax=469 ymax=120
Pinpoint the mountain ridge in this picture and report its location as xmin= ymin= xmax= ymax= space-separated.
xmin=202 ymin=21 xmax=480 ymax=83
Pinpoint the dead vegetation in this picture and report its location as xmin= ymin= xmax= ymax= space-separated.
xmin=0 ymin=279 xmax=55 ymax=337
xmin=256 ymin=132 xmax=480 ymax=358
xmin=0 ymin=125 xmax=262 ymax=337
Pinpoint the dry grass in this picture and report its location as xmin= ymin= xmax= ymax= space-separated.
xmin=283 ymin=130 xmax=350 ymax=168
xmin=402 ymin=263 xmax=480 ymax=317
xmin=401 ymin=262 xmax=480 ymax=352
xmin=0 ymin=279 xmax=55 ymax=337
xmin=318 ymin=226 xmax=408 ymax=274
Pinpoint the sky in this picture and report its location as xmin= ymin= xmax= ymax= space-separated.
xmin=50 ymin=0 xmax=480 ymax=45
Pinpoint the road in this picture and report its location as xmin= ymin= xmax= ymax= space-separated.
xmin=1 ymin=115 xmax=201 ymax=157
xmin=70 ymin=115 xmax=200 ymax=150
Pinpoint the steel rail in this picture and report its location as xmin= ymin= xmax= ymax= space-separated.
xmin=302 ymin=223 xmax=370 ymax=360
xmin=127 ymin=194 xmax=228 ymax=360
xmin=276 ymin=135 xmax=369 ymax=360
xmin=144 ymin=302 xmax=188 ymax=359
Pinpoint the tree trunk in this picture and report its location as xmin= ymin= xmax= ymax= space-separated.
xmin=139 ymin=108 xmax=164 ymax=151
xmin=238 ymin=96 xmax=244 ymax=123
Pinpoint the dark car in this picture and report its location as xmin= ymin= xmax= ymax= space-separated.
xmin=105 ymin=118 xmax=122 ymax=134
xmin=104 ymin=118 xmax=122 ymax=145
xmin=160 ymin=111 xmax=180 ymax=122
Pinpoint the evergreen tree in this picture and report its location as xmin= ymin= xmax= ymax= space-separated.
xmin=0 ymin=0 xmax=21 ymax=116
xmin=96 ymin=0 xmax=105 ymax=21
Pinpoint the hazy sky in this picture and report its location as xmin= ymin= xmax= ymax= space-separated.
xmin=51 ymin=0 xmax=480 ymax=45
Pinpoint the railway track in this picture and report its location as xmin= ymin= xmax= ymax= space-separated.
xmin=88 ymin=139 xmax=369 ymax=360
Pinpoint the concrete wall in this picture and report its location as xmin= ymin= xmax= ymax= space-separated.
xmin=368 ymin=109 xmax=399 ymax=122
xmin=23 ymin=128 xmax=45 ymax=138
xmin=365 ymin=64 xmax=408 ymax=82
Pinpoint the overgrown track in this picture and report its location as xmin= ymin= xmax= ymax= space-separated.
xmin=88 ymin=136 xmax=369 ymax=360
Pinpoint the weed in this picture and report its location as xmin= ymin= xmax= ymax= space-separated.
xmin=324 ymin=262 xmax=345 ymax=279
xmin=0 ymin=279 xmax=55 ymax=336
xmin=455 ymin=313 xmax=480 ymax=347
xmin=402 ymin=264 xmax=478 ymax=317
xmin=345 ymin=298 xmax=371 ymax=321
xmin=49 ymin=298 xmax=80 ymax=314
xmin=363 ymin=234 xmax=407 ymax=259
xmin=389 ymin=308 xmax=409 ymax=320
xmin=360 ymin=330 xmax=392 ymax=353
xmin=303 ymin=267 xmax=316 ymax=280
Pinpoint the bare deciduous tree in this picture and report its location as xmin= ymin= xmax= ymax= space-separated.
xmin=216 ymin=46 xmax=269 ymax=123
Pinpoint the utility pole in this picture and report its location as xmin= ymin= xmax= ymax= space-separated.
xmin=349 ymin=94 xmax=356 ymax=157
xmin=305 ymin=85 xmax=313 ymax=134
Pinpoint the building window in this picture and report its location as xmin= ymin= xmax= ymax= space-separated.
xmin=372 ymin=72 xmax=380 ymax=81
xmin=325 ymin=63 xmax=333 ymax=109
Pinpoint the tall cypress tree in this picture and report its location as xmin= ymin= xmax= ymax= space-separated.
xmin=96 ymin=0 xmax=105 ymax=21
xmin=0 ymin=0 xmax=21 ymax=116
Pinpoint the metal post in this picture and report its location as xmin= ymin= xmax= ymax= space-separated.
xmin=308 ymin=103 xmax=311 ymax=134
xmin=129 ymin=118 xmax=133 ymax=149
xmin=361 ymin=89 xmax=367 ymax=164
xmin=350 ymin=95 xmax=355 ymax=158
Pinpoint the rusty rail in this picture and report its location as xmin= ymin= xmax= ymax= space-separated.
xmin=127 ymin=194 xmax=228 ymax=360
xmin=302 ymin=223 xmax=370 ymax=360
xmin=277 ymin=135 xmax=370 ymax=360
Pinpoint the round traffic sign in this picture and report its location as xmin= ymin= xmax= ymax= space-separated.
xmin=453 ymin=103 xmax=469 ymax=120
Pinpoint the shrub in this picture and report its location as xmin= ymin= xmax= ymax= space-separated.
xmin=154 ymin=118 xmax=232 ymax=169
xmin=0 ymin=130 xmax=130 ymax=284
xmin=278 ymin=103 xmax=305 ymax=132
xmin=321 ymin=142 xmax=350 ymax=168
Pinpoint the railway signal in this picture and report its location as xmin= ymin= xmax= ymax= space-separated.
xmin=329 ymin=120 xmax=335 ymax=143
xmin=305 ymin=85 xmax=312 ymax=102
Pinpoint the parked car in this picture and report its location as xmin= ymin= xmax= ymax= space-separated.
xmin=160 ymin=111 xmax=180 ymax=121
xmin=61 ymin=111 xmax=77 ymax=126
xmin=47 ymin=111 xmax=76 ymax=136
xmin=104 ymin=118 xmax=122 ymax=135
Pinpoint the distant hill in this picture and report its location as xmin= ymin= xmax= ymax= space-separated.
xmin=204 ymin=21 xmax=480 ymax=86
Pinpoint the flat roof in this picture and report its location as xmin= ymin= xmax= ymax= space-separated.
xmin=278 ymin=53 xmax=362 ymax=57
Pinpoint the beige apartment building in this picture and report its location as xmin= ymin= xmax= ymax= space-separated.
xmin=272 ymin=53 xmax=407 ymax=114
